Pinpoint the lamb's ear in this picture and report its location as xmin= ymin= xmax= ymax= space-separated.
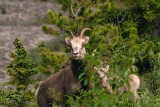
xmin=94 ymin=66 xmax=105 ymax=78
xmin=94 ymin=67 xmax=101 ymax=74
xmin=94 ymin=67 xmax=99 ymax=72
xmin=102 ymin=65 xmax=110 ymax=73
xmin=65 ymin=37 xmax=71 ymax=46
xmin=84 ymin=36 xmax=89 ymax=44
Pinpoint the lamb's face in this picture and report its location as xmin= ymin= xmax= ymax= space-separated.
xmin=65 ymin=36 xmax=89 ymax=60
xmin=94 ymin=65 xmax=110 ymax=86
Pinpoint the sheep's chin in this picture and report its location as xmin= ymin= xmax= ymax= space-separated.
xmin=72 ymin=56 xmax=84 ymax=61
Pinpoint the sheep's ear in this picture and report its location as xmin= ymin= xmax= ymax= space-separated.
xmin=102 ymin=65 xmax=110 ymax=73
xmin=84 ymin=36 xmax=89 ymax=44
xmin=65 ymin=37 xmax=71 ymax=46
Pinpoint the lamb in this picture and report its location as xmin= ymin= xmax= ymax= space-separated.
xmin=36 ymin=28 xmax=91 ymax=107
xmin=94 ymin=65 xmax=140 ymax=101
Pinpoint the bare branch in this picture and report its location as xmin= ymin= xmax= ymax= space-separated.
xmin=70 ymin=3 xmax=75 ymax=18
xmin=70 ymin=3 xmax=82 ymax=19
xmin=75 ymin=6 xmax=82 ymax=17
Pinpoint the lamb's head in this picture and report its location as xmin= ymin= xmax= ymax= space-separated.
xmin=94 ymin=65 xmax=110 ymax=78
xmin=65 ymin=28 xmax=90 ymax=60
xmin=94 ymin=65 xmax=110 ymax=87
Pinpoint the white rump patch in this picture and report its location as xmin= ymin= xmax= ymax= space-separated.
xmin=35 ymin=83 xmax=41 ymax=98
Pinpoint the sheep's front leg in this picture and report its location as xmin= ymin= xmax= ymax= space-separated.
xmin=61 ymin=87 xmax=68 ymax=107
xmin=37 ymin=95 xmax=50 ymax=107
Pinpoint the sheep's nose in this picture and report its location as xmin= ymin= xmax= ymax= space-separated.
xmin=73 ymin=52 xmax=78 ymax=55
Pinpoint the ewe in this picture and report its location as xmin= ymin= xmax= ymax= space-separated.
xmin=36 ymin=28 xmax=90 ymax=107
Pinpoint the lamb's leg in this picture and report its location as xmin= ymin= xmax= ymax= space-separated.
xmin=133 ymin=91 xmax=139 ymax=102
xmin=105 ymin=83 xmax=113 ymax=94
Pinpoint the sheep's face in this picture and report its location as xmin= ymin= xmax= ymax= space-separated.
xmin=65 ymin=28 xmax=90 ymax=60
xmin=65 ymin=36 xmax=89 ymax=60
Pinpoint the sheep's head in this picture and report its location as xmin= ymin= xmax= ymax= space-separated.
xmin=65 ymin=28 xmax=90 ymax=60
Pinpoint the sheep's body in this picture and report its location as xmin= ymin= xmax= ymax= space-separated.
xmin=36 ymin=28 xmax=90 ymax=107
xmin=94 ymin=66 xmax=140 ymax=101
xmin=37 ymin=60 xmax=84 ymax=107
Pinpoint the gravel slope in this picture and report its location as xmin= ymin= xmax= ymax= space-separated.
xmin=0 ymin=0 xmax=61 ymax=83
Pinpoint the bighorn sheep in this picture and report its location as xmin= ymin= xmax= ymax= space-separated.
xmin=94 ymin=65 xmax=140 ymax=101
xmin=36 ymin=28 xmax=90 ymax=107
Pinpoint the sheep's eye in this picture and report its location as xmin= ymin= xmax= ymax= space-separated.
xmin=82 ymin=42 xmax=85 ymax=46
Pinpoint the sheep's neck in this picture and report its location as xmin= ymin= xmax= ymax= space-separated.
xmin=71 ymin=59 xmax=85 ymax=79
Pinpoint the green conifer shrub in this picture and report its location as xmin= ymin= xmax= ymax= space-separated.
xmin=0 ymin=38 xmax=37 ymax=106
xmin=7 ymin=38 xmax=37 ymax=88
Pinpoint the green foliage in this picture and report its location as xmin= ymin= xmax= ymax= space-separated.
xmin=0 ymin=89 xmax=20 ymax=106
xmin=37 ymin=42 xmax=69 ymax=74
xmin=124 ymin=0 xmax=160 ymax=35
xmin=42 ymin=25 xmax=60 ymax=36
xmin=67 ymin=88 xmax=135 ymax=107
xmin=0 ymin=88 xmax=35 ymax=107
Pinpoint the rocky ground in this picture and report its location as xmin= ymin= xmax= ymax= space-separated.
xmin=0 ymin=0 xmax=61 ymax=83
